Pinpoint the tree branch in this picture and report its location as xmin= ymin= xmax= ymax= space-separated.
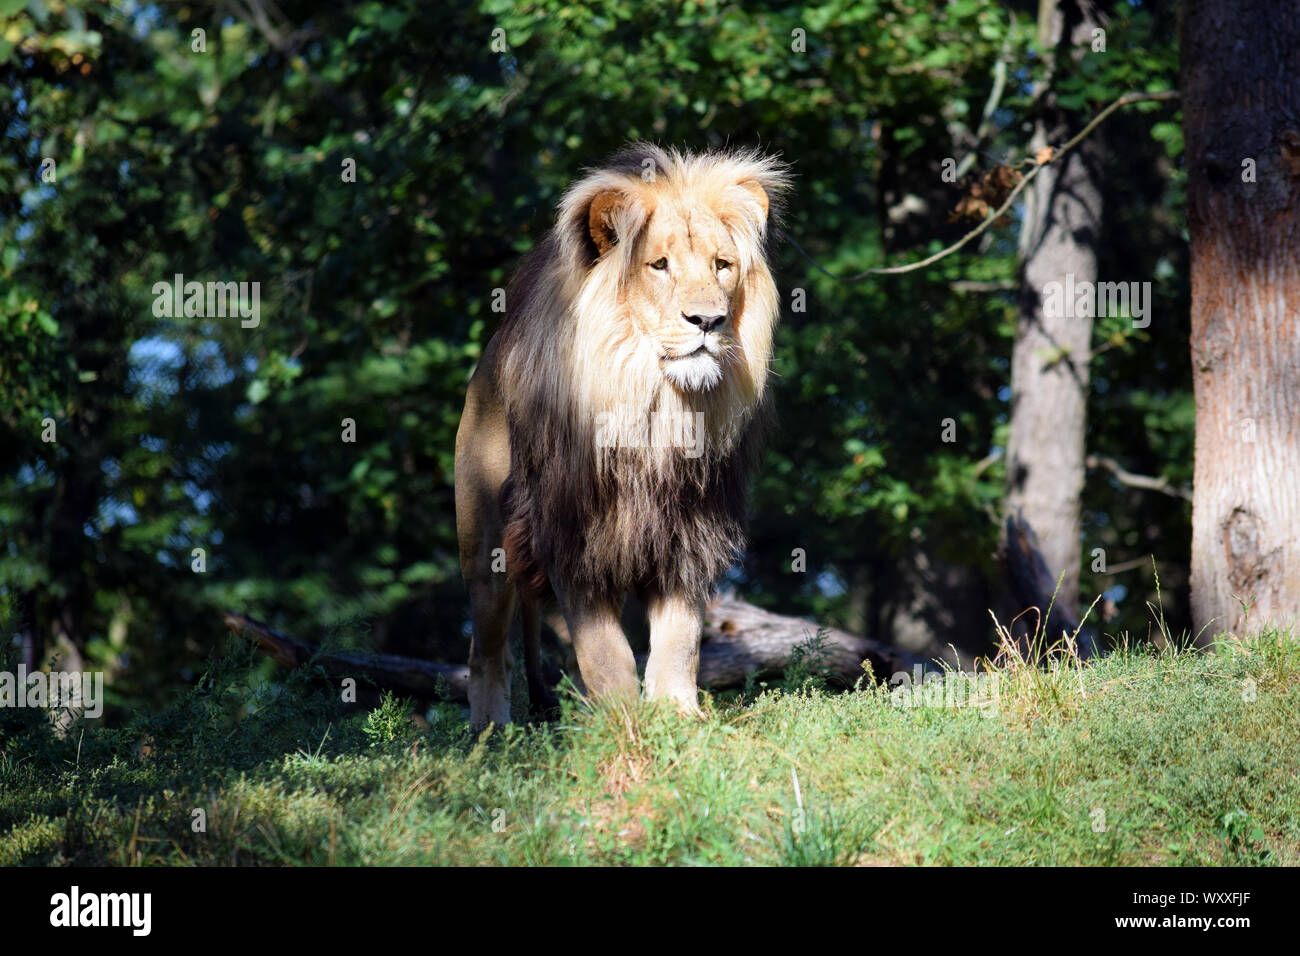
xmin=779 ymin=90 xmax=1180 ymax=280
xmin=954 ymin=51 xmax=1010 ymax=180
xmin=1086 ymin=454 xmax=1192 ymax=501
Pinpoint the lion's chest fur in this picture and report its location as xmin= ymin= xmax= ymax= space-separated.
xmin=503 ymin=395 xmax=756 ymax=605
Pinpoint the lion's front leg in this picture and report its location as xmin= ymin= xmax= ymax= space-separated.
xmin=556 ymin=589 xmax=640 ymax=702
xmin=644 ymin=591 xmax=705 ymax=716
xmin=466 ymin=577 xmax=515 ymax=731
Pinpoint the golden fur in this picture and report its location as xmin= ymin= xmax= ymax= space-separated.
xmin=455 ymin=144 xmax=788 ymax=728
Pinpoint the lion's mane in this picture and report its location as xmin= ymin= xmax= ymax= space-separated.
xmin=496 ymin=144 xmax=789 ymax=606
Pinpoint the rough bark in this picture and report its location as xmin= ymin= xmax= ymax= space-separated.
xmin=1182 ymin=1 xmax=1300 ymax=640
xmin=1006 ymin=0 xmax=1105 ymax=633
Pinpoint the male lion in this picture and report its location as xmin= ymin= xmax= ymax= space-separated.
xmin=455 ymin=144 xmax=788 ymax=728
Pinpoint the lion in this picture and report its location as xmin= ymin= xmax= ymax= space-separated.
xmin=454 ymin=144 xmax=788 ymax=729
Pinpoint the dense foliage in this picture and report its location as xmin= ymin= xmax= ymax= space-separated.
xmin=2 ymin=1 xmax=1186 ymax=713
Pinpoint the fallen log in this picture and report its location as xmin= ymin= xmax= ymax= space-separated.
xmin=226 ymin=596 xmax=935 ymax=705
xmin=696 ymin=595 xmax=934 ymax=687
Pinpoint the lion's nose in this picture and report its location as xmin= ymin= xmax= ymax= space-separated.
xmin=683 ymin=311 xmax=727 ymax=333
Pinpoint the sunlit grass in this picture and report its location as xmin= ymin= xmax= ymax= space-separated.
xmin=2 ymin=625 xmax=1297 ymax=866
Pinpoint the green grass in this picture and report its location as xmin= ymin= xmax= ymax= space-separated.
xmin=2 ymin=629 xmax=1298 ymax=866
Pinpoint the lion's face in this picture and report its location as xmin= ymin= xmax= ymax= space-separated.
xmin=575 ymin=163 xmax=777 ymax=400
xmin=624 ymin=202 xmax=743 ymax=392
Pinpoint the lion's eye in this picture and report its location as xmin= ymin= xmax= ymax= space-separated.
xmin=716 ymin=259 xmax=732 ymax=271
xmin=649 ymin=258 xmax=668 ymax=271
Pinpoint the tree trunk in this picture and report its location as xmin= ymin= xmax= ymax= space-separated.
xmin=1182 ymin=1 xmax=1300 ymax=640
xmin=1006 ymin=0 xmax=1105 ymax=634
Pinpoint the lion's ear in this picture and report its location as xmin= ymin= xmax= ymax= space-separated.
xmin=737 ymin=179 xmax=771 ymax=220
xmin=588 ymin=190 xmax=624 ymax=257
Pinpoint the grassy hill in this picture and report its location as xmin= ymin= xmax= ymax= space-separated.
xmin=2 ymin=629 xmax=1297 ymax=866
